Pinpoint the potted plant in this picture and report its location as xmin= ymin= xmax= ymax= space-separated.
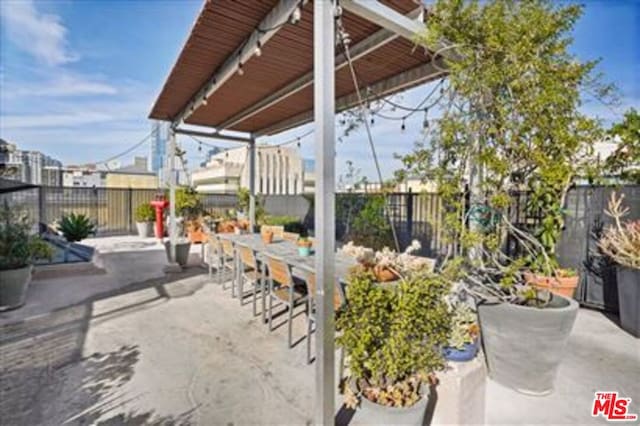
xmin=0 ymin=202 xmax=52 ymax=311
xmin=297 ymin=237 xmax=312 ymax=256
xmin=186 ymin=216 xmax=207 ymax=243
xmin=134 ymin=203 xmax=155 ymax=238
xmin=337 ymin=268 xmax=450 ymax=425
xmin=57 ymin=212 xmax=96 ymax=262
xmin=442 ymin=302 xmax=480 ymax=362
xmin=523 ymin=267 xmax=579 ymax=298
xmin=598 ymin=192 xmax=640 ymax=337
xmin=163 ymin=219 xmax=191 ymax=267
xmin=261 ymin=229 xmax=274 ymax=244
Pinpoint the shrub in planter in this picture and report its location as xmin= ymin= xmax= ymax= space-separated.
xmin=443 ymin=302 xmax=480 ymax=362
xmin=336 ymin=268 xmax=450 ymax=424
xmin=599 ymin=193 xmax=640 ymax=337
xmin=297 ymin=237 xmax=312 ymax=256
xmin=58 ymin=213 xmax=96 ymax=242
xmin=134 ymin=203 xmax=155 ymax=238
xmin=0 ymin=202 xmax=52 ymax=310
xmin=262 ymin=215 xmax=306 ymax=235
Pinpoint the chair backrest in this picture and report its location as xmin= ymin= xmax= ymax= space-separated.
xmin=261 ymin=225 xmax=284 ymax=238
xmin=265 ymin=255 xmax=293 ymax=287
xmin=209 ymin=236 xmax=221 ymax=255
xmin=221 ymin=239 xmax=235 ymax=257
xmin=304 ymin=271 xmax=344 ymax=310
xmin=237 ymin=244 xmax=257 ymax=270
xmin=283 ymin=231 xmax=300 ymax=242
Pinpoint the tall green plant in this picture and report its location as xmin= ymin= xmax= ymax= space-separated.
xmin=349 ymin=195 xmax=394 ymax=250
xmin=58 ymin=213 xmax=96 ymax=242
xmin=604 ymin=108 xmax=640 ymax=184
xmin=398 ymin=0 xmax=613 ymax=276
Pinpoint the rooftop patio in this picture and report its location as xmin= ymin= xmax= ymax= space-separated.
xmin=1 ymin=236 xmax=638 ymax=425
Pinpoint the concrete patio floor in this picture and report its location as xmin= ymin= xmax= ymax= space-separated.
xmin=1 ymin=236 xmax=638 ymax=425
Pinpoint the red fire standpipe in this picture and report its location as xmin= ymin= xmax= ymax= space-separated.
xmin=150 ymin=196 xmax=169 ymax=239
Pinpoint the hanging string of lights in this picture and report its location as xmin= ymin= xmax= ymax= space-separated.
xmin=93 ymin=129 xmax=156 ymax=166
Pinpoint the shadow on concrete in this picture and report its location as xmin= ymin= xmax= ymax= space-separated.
xmin=0 ymin=263 xmax=209 ymax=424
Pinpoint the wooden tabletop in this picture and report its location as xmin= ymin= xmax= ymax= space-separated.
xmin=216 ymin=233 xmax=358 ymax=281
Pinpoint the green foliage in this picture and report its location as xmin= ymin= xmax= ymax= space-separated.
xmin=604 ymin=108 xmax=640 ymax=183
xmin=175 ymin=187 xmax=202 ymax=219
xmin=262 ymin=215 xmax=306 ymax=235
xmin=58 ymin=213 xmax=96 ymax=243
xmin=134 ymin=203 xmax=155 ymax=222
xmin=337 ymin=269 xmax=451 ymax=407
xmin=236 ymin=187 xmax=266 ymax=223
xmin=447 ymin=303 xmax=479 ymax=349
xmin=398 ymin=0 xmax=613 ymax=271
xmin=349 ymin=195 xmax=394 ymax=250
xmin=0 ymin=201 xmax=52 ymax=270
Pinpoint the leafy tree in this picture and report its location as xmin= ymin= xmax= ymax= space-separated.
xmin=604 ymin=108 xmax=640 ymax=183
xmin=397 ymin=0 xmax=615 ymax=273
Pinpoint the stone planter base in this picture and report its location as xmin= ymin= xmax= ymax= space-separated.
xmin=136 ymin=221 xmax=153 ymax=238
xmin=0 ymin=265 xmax=33 ymax=311
xmin=357 ymin=391 xmax=429 ymax=425
xmin=617 ymin=266 xmax=640 ymax=338
xmin=478 ymin=295 xmax=578 ymax=395
xmin=164 ymin=241 xmax=191 ymax=267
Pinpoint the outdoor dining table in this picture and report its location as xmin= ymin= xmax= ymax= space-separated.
xmin=216 ymin=232 xmax=358 ymax=321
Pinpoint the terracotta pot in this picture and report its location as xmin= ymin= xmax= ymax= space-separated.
xmin=373 ymin=265 xmax=399 ymax=282
xmin=262 ymin=231 xmax=274 ymax=244
xmin=188 ymin=229 xmax=207 ymax=243
xmin=524 ymin=271 xmax=579 ymax=298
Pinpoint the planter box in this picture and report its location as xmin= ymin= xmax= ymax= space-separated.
xmin=616 ymin=266 xmax=640 ymax=338
xmin=136 ymin=221 xmax=153 ymax=238
xmin=164 ymin=241 xmax=191 ymax=267
xmin=357 ymin=391 xmax=429 ymax=425
xmin=478 ymin=294 xmax=578 ymax=395
xmin=0 ymin=265 xmax=32 ymax=311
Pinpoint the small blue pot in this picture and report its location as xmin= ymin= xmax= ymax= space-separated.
xmin=298 ymin=246 xmax=311 ymax=257
xmin=443 ymin=340 xmax=479 ymax=362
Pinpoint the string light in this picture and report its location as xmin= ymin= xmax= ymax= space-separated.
xmin=401 ymin=119 xmax=406 ymax=132
xmin=198 ymin=142 xmax=202 ymax=152
xmin=296 ymin=137 xmax=301 ymax=148
xmin=290 ymin=5 xmax=301 ymax=24
xmin=422 ymin=108 xmax=429 ymax=130
xmin=237 ymin=61 xmax=244 ymax=76
xmin=255 ymin=40 xmax=262 ymax=57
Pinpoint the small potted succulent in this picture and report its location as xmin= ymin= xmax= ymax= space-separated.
xmin=442 ymin=302 xmax=480 ymax=362
xmin=297 ymin=236 xmax=312 ymax=256
xmin=0 ymin=202 xmax=52 ymax=310
xmin=57 ymin=213 xmax=97 ymax=262
xmin=261 ymin=229 xmax=274 ymax=244
xmin=337 ymin=268 xmax=451 ymax=425
xmin=598 ymin=192 xmax=640 ymax=337
xmin=134 ymin=203 xmax=155 ymax=238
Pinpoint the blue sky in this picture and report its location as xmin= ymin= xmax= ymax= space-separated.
xmin=1 ymin=0 xmax=638 ymax=179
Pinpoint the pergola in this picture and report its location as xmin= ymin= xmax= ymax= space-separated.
xmin=149 ymin=0 xmax=446 ymax=422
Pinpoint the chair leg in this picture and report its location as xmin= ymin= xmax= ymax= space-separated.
xmin=239 ymin=272 xmax=244 ymax=305
xmin=268 ymin=279 xmax=274 ymax=331
xmin=307 ymin=316 xmax=313 ymax=364
xmin=287 ymin=290 xmax=294 ymax=349
xmin=261 ymin=265 xmax=267 ymax=323
xmin=252 ymin=279 xmax=258 ymax=316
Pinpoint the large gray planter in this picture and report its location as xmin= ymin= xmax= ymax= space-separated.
xmin=478 ymin=294 xmax=578 ymax=395
xmin=0 ymin=265 xmax=32 ymax=311
xmin=164 ymin=240 xmax=191 ymax=267
xmin=616 ymin=266 xmax=640 ymax=338
xmin=357 ymin=391 xmax=429 ymax=425
xmin=136 ymin=221 xmax=153 ymax=238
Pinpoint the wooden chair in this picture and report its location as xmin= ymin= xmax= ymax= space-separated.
xmin=207 ymin=236 xmax=223 ymax=283
xmin=220 ymin=238 xmax=237 ymax=295
xmin=303 ymin=271 xmax=346 ymax=364
xmin=283 ymin=231 xmax=300 ymax=242
xmin=264 ymin=254 xmax=308 ymax=348
xmin=260 ymin=225 xmax=285 ymax=239
xmin=236 ymin=243 xmax=264 ymax=316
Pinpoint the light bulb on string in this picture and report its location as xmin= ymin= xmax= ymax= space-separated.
xmin=422 ymin=108 xmax=429 ymax=130
xmin=198 ymin=142 xmax=202 ymax=152
xmin=401 ymin=119 xmax=406 ymax=132
xmin=370 ymin=114 xmax=375 ymax=126
xmin=255 ymin=40 xmax=262 ymax=57
xmin=290 ymin=6 xmax=301 ymax=24
xmin=296 ymin=137 xmax=301 ymax=148
xmin=237 ymin=61 xmax=244 ymax=76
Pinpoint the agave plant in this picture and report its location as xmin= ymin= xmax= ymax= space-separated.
xmin=58 ymin=213 xmax=96 ymax=243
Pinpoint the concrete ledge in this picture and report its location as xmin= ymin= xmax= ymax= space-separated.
xmin=432 ymin=355 xmax=486 ymax=425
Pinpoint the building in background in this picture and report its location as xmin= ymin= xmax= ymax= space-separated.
xmin=150 ymin=121 xmax=168 ymax=181
xmin=105 ymin=157 xmax=158 ymax=189
xmin=199 ymin=147 xmax=223 ymax=168
xmin=192 ymin=145 xmax=314 ymax=194
xmin=63 ymin=165 xmax=106 ymax=187
xmin=0 ymin=138 xmax=63 ymax=185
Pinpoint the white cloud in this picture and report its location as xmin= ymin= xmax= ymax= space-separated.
xmin=3 ymin=73 xmax=118 ymax=98
xmin=2 ymin=111 xmax=114 ymax=128
xmin=0 ymin=0 xmax=77 ymax=66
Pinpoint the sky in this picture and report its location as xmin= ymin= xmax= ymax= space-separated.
xmin=0 ymin=0 xmax=638 ymax=180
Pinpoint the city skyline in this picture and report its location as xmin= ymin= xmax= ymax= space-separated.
xmin=0 ymin=0 xmax=638 ymax=180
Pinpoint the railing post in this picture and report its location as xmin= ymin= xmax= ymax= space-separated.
xmin=128 ymin=187 xmax=133 ymax=234
xmin=406 ymin=189 xmax=413 ymax=242
xmin=38 ymin=185 xmax=45 ymax=232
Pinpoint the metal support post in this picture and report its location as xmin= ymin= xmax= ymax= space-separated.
xmin=314 ymin=0 xmax=336 ymax=424
xmin=249 ymin=136 xmax=257 ymax=231
xmin=168 ymin=127 xmax=177 ymax=262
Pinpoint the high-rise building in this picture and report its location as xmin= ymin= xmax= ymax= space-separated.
xmin=0 ymin=138 xmax=63 ymax=185
xmin=150 ymin=121 xmax=168 ymax=178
